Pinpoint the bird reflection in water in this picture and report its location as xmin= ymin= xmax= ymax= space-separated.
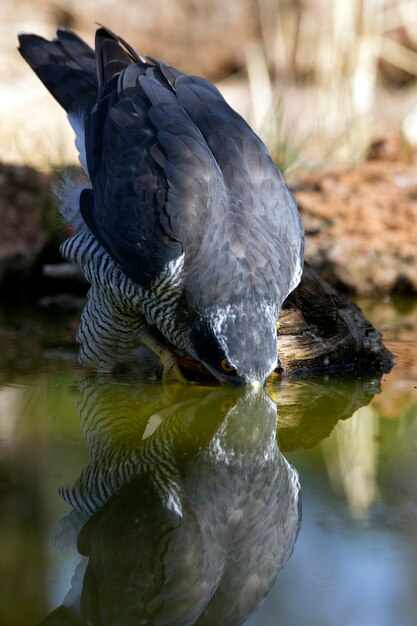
xmin=40 ymin=377 xmax=301 ymax=625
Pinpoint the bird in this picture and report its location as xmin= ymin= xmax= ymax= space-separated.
xmin=18 ymin=27 xmax=304 ymax=386
xmin=45 ymin=377 xmax=301 ymax=625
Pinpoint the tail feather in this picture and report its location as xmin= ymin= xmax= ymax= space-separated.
xmin=18 ymin=26 xmax=142 ymax=113
xmin=94 ymin=27 xmax=137 ymax=97
xmin=18 ymin=29 xmax=98 ymax=113
xmin=54 ymin=27 xmax=96 ymax=73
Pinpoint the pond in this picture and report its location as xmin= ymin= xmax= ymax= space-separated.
xmin=0 ymin=298 xmax=416 ymax=626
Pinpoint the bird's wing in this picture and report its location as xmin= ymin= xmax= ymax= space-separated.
xmin=175 ymin=75 xmax=298 ymax=229
xmin=19 ymin=28 xmax=227 ymax=290
xmin=19 ymin=28 xmax=303 ymax=301
xmin=172 ymin=75 xmax=304 ymax=307
xmin=81 ymin=36 xmax=228 ymax=289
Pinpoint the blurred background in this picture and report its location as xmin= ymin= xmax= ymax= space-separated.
xmin=1 ymin=0 xmax=417 ymax=170
xmin=0 ymin=2 xmax=417 ymax=625
xmin=1 ymin=0 xmax=417 ymax=302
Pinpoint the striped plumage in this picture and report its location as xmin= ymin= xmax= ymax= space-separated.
xmin=52 ymin=378 xmax=301 ymax=625
xmin=60 ymin=230 xmax=187 ymax=368
xmin=18 ymin=27 xmax=304 ymax=385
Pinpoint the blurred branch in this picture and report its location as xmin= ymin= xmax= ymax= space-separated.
xmin=380 ymin=37 xmax=417 ymax=76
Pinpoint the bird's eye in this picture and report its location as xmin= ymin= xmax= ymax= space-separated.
xmin=220 ymin=359 xmax=236 ymax=374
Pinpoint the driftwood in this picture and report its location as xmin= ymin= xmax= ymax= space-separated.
xmin=277 ymin=264 xmax=393 ymax=373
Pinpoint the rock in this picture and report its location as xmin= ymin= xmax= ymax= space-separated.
xmin=366 ymin=133 xmax=412 ymax=162
xmin=0 ymin=163 xmax=54 ymax=284
xmin=291 ymin=152 xmax=417 ymax=295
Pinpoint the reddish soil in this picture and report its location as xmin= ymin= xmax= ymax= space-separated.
xmin=291 ymin=135 xmax=417 ymax=295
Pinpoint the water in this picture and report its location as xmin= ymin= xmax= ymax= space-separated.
xmin=0 ymin=299 xmax=416 ymax=626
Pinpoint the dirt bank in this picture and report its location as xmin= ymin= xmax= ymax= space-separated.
xmin=2 ymin=136 xmax=416 ymax=296
xmin=292 ymin=136 xmax=417 ymax=295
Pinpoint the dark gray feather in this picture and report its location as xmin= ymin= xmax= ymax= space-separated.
xmin=174 ymin=76 xmax=303 ymax=308
xmin=18 ymin=30 xmax=97 ymax=112
xmin=19 ymin=27 xmax=304 ymax=323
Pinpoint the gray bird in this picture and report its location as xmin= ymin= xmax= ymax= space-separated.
xmin=46 ymin=378 xmax=301 ymax=625
xmin=18 ymin=27 xmax=304 ymax=385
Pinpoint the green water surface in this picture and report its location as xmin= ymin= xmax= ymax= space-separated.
xmin=0 ymin=299 xmax=416 ymax=626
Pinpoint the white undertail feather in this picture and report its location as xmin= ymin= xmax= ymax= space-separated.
xmin=53 ymin=171 xmax=91 ymax=231
xmin=68 ymin=111 xmax=88 ymax=174
xmin=53 ymin=112 xmax=90 ymax=230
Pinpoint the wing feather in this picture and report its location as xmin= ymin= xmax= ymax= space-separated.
xmin=82 ymin=65 xmax=227 ymax=288
xmin=172 ymin=76 xmax=304 ymax=307
xmin=19 ymin=28 xmax=303 ymax=304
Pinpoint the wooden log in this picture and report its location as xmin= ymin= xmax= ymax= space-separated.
xmin=277 ymin=264 xmax=393 ymax=373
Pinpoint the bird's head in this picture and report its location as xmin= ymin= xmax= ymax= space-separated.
xmin=186 ymin=302 xmax=278 ymax=386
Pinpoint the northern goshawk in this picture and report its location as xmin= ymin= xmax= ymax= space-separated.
xmin=18 ymin=27 xmax=304 ymax=385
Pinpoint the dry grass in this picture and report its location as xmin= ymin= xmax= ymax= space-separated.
xmin=240 ymin=0 xmax=417 ymax=171
xmin=1 ymin=0 xmax=417 ymax=170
